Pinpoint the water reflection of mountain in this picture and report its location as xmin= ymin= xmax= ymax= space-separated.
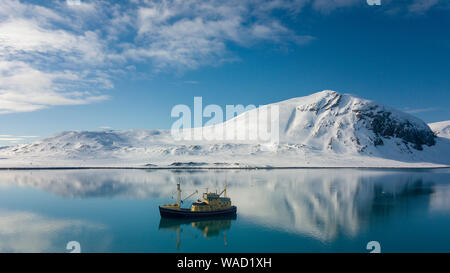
xmin=367 ymin=179 xmax=434 ymax=217
xmin=159 ymin=215 xmax=236 ymax=249
xmin=0 ymin=169 xmax=449 ymax=241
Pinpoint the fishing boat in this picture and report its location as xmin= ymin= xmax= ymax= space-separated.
xmin=159 ymin=182 xmax=237 ymax=218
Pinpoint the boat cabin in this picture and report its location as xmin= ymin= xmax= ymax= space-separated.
xmin=191 ymin=192 xmax=232 ymax=212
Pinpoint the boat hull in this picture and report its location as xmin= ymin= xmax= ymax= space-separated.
xmin=159 ymin=205 xmax=237 ymax=218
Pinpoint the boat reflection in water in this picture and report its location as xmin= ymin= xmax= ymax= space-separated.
xmin=158 ymin=214 xmax=237 ymax=249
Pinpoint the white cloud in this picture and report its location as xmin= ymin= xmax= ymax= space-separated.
xmin=184 ymin=80 xmax=199 ymax=84
xmin=404 ymin=107 xmax=441 ymax=114
xmin=0 ymin=60 xmax=109 ymax=114
xmin=66 ymin=0 xmax=96 ymax=12
xmin=0 ymin=135 xmax=38 ymax=143
xmin=127 ymin=0 xmax=314 ymax=70
xmin=0 ymin=0 xmax=113 ymax=114
xmin=0 ymin=0 xmax=114 ymax=114
xmin=0 ymin=0 xmax=441 ymax=115
xmin=312 ymin=0 xmax=361 ymax=13
xmin=408 ymin=0 xmax=441 ymax=14
xmin=0 ymin=18 xmax=73 ymax=53
xmin=0 ymin=0 xmax=316 ymax=113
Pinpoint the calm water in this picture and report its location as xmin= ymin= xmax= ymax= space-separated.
xmin=0 ymin=168 xmax=449 ymax=253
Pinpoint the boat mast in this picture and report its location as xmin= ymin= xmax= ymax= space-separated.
xmin=177 ymin=181 xmax=182 ymax=207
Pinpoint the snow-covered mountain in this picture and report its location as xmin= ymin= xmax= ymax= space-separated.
xmin=0 ymin=90 xmax=449 ymax=168
xmin=429 ymin=120 xmax=450 ymax=139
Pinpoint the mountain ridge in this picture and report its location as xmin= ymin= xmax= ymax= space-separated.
xmin=0 ymin=90 xmax=449 ymax=168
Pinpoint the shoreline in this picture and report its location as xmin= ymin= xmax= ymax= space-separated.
xmin=0 ymin=166 xmax=448 ymax=170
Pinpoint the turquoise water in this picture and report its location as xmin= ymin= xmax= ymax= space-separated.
xmin=0 ymin=168 xmax=449 ymax=253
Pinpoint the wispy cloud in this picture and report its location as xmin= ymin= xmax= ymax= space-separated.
xmin=0 ymin=60 xmax=109 ymax=114
xmin=404 ymin=107 xmax=441 ymax=114
xmin=0 ymin=0 xmax=444 ymax=115
xmin=312 ymin=0 xmax=361 ymax=14
xmin=184 ymin=81 xmax=199 ymax=85
xmin=0 ymin=0 xmax=315 ymax=114
xmin=0 ymin=134 xmax=38 ymax=144
xmin=126 ymin=0 xmax=315 ymax=71
xmin=0 ymin=0 xmax=114 ymax=114
xmin=408 ymin=0 xmax=441 ymax=14
xmin=383 ymin=0 xmax=449 ymax=16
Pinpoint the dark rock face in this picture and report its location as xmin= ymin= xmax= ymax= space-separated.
xmin=358 ymin=110 xmax=436 ymax=150
xmin=170 ymin=162 xmax=208 ymax=166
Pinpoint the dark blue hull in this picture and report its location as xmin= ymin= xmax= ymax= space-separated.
xmin=159 ymin=206 xmax=237 ymax=218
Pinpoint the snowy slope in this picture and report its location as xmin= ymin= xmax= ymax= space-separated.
xmin=0 ymin=90 xmax=449 ymax=168
xmin=429 ymin=120 xmax=450 ymax=139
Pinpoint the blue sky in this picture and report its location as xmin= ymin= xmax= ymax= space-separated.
xmin=0 ymin=0 xmax=449 ymax=146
